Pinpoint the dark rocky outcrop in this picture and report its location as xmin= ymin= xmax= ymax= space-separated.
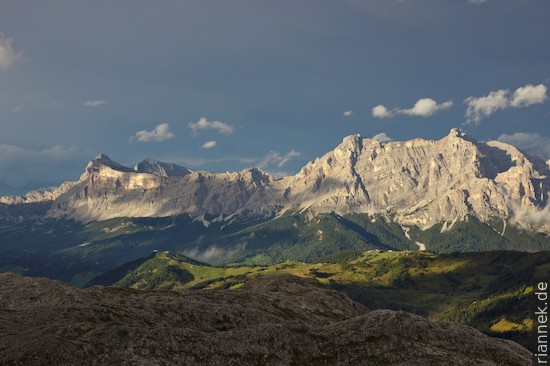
xmin=0 ymin=273 xmax=532 ymax=365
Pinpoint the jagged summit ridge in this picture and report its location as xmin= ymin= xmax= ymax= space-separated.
xmin=134 ymin=158 xmax=191 ymax=177
xmin=2 ymin=129 xmax=550 ymax=233
xmin=281 ymin=128 xmax=550 ymax=230
xmin=89 ymin=154 xmax=134 ymax=173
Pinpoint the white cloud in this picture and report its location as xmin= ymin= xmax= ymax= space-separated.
xmin=12 ymin=106 xmax=23 ymax=113
xmin=258 ymin=150 xmax=301 ymax=169
xmin=278 ymin=150 xmax=301 ymax=167
xmin=372 ymin=133 xmax=394 ymax=143
xmin=188 ymin=117 xmax=234 ymax=135
xmin=465 ymin=89 xmax=509 ymax=124
xmin=469 ymin=0 xmax=488 ymax=4
xmin=132 ymin=123 xmax=175 ymax=143
xmin=343 ymin=110 xmax=353 ymax=117
xmin=201 ymin=140 xmax=217 ymax=149
xmin=510 ymin=84 xmax=548 ymax=108
xmin=84 ymin=99 xmax=107 ymax=107
xmin=465 ymin=84 xmax=548 ymax=124
xmin=402 ymin=98 xmax=453 ymax=117
xmin=0 ymin=33 xmax=22 ymax=71
xmin=372 ymin=105 xmax=392 ymax=118
xmin=497 ymin=132 xmax=550 ymax=159
xmin=509 ymin=203 xmax=550 ymax=230
xmin=372 ymin=98 xmax=452 ymax=118
xmin=182 ymin=243 xmax=247 ymax=265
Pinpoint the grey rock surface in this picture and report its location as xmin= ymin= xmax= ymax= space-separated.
xmin=0 ymin=273 xmax=532 ymax=365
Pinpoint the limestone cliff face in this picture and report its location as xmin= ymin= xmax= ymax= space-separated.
xmin=281 ymin=128 xmax=550 ymax=231
xmin=0 ymin=181 xmax=76 ymax=205
xmin=47 ymin=155 xmax=278 ymax=222
xmin=3 ymin=129 xmax=550 ymax=232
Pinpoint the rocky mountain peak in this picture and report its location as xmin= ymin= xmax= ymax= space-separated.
xmin=338 ymin=133 xmax=365 ymax=152
xmin=134 ymin=158 xmax=191 ymax=177
xmin=448 ymin=127 xmax=465 ymax=138
xmin=95 ymin=153 xmax=111 ymax=161
xmin=238 ymin=167 xmax=273 ymax=184
xmin=87 ymin=154 xmax=134 ymax=173
xmin=440 ymin=128 xmax=478 ymax=148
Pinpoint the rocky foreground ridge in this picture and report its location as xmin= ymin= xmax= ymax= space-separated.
xmin=0 ymin=273 xmax=532 ymax=365
xmin=2 ymin=129 xmax=550 ymax=232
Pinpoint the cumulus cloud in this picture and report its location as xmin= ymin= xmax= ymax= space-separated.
xmin=0 ymin=144 xmax=85 ymax=195
xmin=84 ymin=99 xmax=107 ymax=107
xmin=188 ymin=117 xmax=234 ymax=135
xmin=372 ymin=105 xmax=392 ymax=118
xmin=258 ymin=150 xmax=301 ymax=169
xmin=465 ymin=84 xmax=547 ymax=124
xmin=132 ymin=123 xmax=175 ymax=143
xmin=0 ymin=33 xmax=22 ymax=71
xmin=464 ymin=90 xmax=509 ymax=124
xmin=510 ymin=84 xmax=548 ymax=107
xmin=372 ymin=98 xmax=452 ymax=118
xmin=497 ymin=132 xmax=550 ymax=159
xmin=343 ymin=110 xmax=353 ymax=117
xmin=372 ymin=132 xmax=394 ymax=143
xmin=402 ymin=98 xmax=453 ymax=117
xmin=201 ymin=140 xmax=217 ymax=149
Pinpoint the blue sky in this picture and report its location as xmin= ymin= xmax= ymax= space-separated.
xmin=1 ymin=0 xmax=549 ymax=195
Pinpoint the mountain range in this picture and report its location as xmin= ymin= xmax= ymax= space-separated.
xmin=1 ymin=128 xmax=550 ymax=283
xmin=1 ymin=129 xmax=547 ymax=362
xmin=3 ymin=128 xmax=550 ymax=232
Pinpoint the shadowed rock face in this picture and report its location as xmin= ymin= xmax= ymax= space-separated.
xmin=0 ymin=273 xmax=531 ymax=365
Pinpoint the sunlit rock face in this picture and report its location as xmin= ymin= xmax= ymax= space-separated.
xmin=0 ymin=181 xmax=76 ymax=205
xmin=3 ymin=129 xmax=550 ymax=232
xmin=45 ymin=154 xmax=280 ymax=222
xmin=281 ymin=128 xmax=550 ymax=231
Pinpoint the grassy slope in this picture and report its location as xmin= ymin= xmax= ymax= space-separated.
xmin=111 ymin=250 xmax=550 ymax=352
xmin=1 ymin=212 xmax=549 ymax=287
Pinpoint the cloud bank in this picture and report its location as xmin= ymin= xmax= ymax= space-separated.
xmin=188 ymin=117 xmax=234 ymax=135
xmin=372 ymin=98 xmax=453 ymax=118
xmin=465 ymin=84 xmax=547 ymax=124
xmin=132 ymin=123 xmax=175 ymax=143
xmin=497 ymin=132 xmax=550 ymax=159
xmin=0 ymin=144 xmax=85 ymax=195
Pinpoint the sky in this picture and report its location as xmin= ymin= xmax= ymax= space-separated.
xmin=0 ymin=0 xmax=549 ymax=195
